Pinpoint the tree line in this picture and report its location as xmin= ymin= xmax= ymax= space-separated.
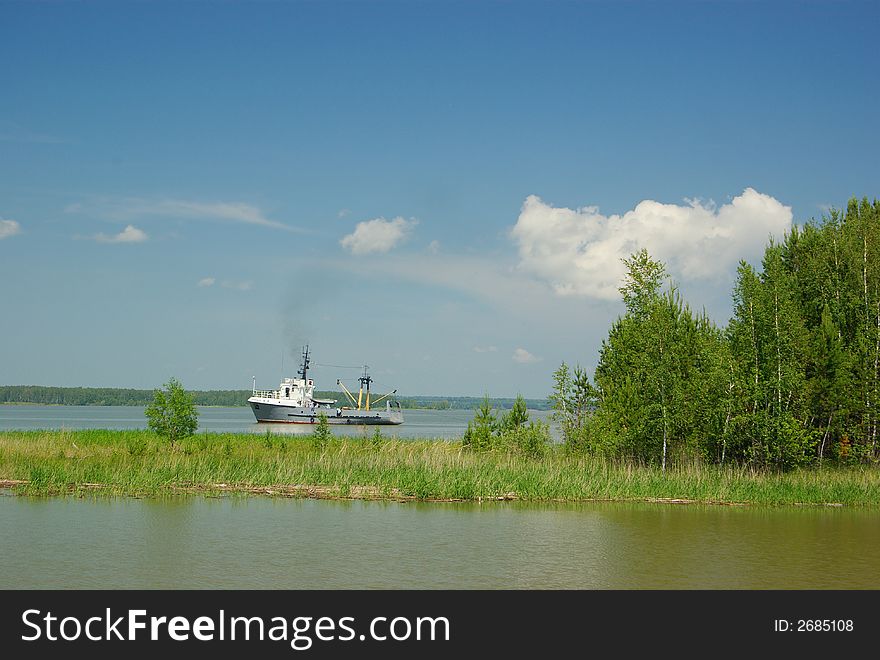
xmin=0 ymin=385 xmax=549 ymax=411
xmin=552 ymin=197 xmax=880 ymax=470
xmin=0 ymin=386 xmax=253 ymax=407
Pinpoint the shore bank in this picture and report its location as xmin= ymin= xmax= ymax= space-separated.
xmin=1 ymin=430 xmax=878 ymax=506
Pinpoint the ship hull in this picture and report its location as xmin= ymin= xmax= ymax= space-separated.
xmin=248 ymin=399 xmax=403 ymax=425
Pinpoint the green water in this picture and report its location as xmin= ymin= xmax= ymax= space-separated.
xmin=2 ymin=494 xmax=878 ymax=589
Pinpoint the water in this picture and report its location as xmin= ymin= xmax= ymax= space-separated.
xmin=0 ymin=404 xmax=557 ymax=439
xmin=2 ymin=494 xmax=878 ymax=589
xmin=3 ymin=405 xmax=877 ymax=589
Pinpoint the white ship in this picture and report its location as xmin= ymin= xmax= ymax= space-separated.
xmin=248 ymin=346 xmax=404 ymax=425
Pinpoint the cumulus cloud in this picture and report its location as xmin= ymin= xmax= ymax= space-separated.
xmin=512 ymin=348 xmax=540 ymax=364
xmin=427 ymin=240 xmax=441 ymax=254
xmin=473 ymin=345 xmax=498 ymax=353
xmin=94 ymin=224 xmax=148 ymax=243
xmin=0 ymin=218 xmax=21 ymax=240
xmin=340 ymin=216 xmax=417 ymax=255
xmin=510 ymin=188 xmax=792 ymax=300
xmin=197 ymin=277 xmax=216 ymax=287
xmin=66 ymin=197 xmax=302 ymax=232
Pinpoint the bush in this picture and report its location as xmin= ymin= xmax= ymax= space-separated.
xmin=462 ymin=393 xmax=549 ymax=457
xmin=145 ymin=378 xmax=199 ymax=446
xmin=312 ymin=413 xmax=331 ymax=449
xmin=371 ymin=426 xmax=383 ymax=450
xmin=507 ymin=421 xmax=551 ymax=458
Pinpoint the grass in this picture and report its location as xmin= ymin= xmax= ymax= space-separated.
xmin=1 ymin=429 xmax=879 ymax=506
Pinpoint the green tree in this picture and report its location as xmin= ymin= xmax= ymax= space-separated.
xmin=145 ymin=378 xmax=199 ymax=446
xmin=762 ymin=242 xmax=812 ymax=468
xmin=549 ymin=362 xmax=595 ymax=450
xmin=500 ymin=394 xmax=529 ymax=432
xmin=549 ymin=362 xmax=572 ymax=431
xmin=592 ymin=252 xmax=674 ymax=464
xmin=726 ymin=261 xmax=765 ymax=463
xmin=808 ymin=305 xmax=850 ymax=463
xmin=725 ymin=240 xmax=815 ymax=469
xmin=619 ymin=248 xmax=667 ymax=319
xmin=591 ymin=252 xmax=727 ymax=470
xmin=463 ymin=394 xmax=498 ymax=451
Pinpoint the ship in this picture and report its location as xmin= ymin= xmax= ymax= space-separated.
xmin=248 ymin=346 xmax=404 ymax=425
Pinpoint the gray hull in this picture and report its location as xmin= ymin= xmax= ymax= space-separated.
xmin=249 ymin=400 xmax=403 ymax=425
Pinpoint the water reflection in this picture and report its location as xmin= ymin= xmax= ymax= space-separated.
xmin=3 ymin=495 xmax=878 ymax=589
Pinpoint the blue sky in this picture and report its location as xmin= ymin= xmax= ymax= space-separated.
xmin=1 ymin=1 xmax=878 ymax=398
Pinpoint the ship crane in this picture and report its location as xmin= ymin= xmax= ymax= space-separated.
xmin=336 ymin=366 xmax=396 ymax=411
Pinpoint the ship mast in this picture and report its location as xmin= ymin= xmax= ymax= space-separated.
xmin=358 ymin=365 xmax=373 ymax=411
xmin=337 ymin=364 xmax=394 ymax=411
xmin=297 ymin=345 xmax=311 ymax=383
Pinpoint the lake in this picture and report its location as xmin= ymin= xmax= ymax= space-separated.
xmin=0 ymin=404 xmax=557 ymax=440
xmin=3 ymin=494 xmax=878 ymax=589
xmin=3 ymin=405 xmax=878 ymax=589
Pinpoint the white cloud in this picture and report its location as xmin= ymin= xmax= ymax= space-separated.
xmin=94 ymin=224 xmax=148 ymax=243
xmin=0 ymin=218 xmax=21 ymax=240
xmin=157 ymin=200 xmax=289 ymax=230
xmin=473 ymin=345 xmax=498 ymax=353
xmin=510 ymin=188 xmax=792 ymax=299
xmin=512 ymin=348 xmax=540 ymax=364
xmin=427 ymin=240 xmax=441 ymax=254
xmin=197 ymin=277 xmax=216 ymax=287
xmin=338 ymin=208 xmax=351 ymax=218
xmin=66 ymin=197 xmax=302 ymax=232
xmin=340 ymin=216 xmax=417 ymax=255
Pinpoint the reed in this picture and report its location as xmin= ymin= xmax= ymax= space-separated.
xmin=1 ymin=430 xmax=878 ymax=505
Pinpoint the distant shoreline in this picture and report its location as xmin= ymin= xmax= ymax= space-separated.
xmin=0 ymin=385 xmax=550 ymax=410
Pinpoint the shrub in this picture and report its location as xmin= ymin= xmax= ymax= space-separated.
xmin=508 ymin=421 xmax=551 ymax=458
xmin=312 ymin=413 xmax=331 ymax=449
xmin=145 ymin=378 xmax=199 ymax=446
xmin=371 ymin=426 xmax=383 ymax=450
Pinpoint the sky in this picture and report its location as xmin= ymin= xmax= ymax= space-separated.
xmin=1 ymin=1 xmax=878 ymax=398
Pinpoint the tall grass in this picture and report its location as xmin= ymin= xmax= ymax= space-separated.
xmin=1 ymin=429 xmax=879 ymax=505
